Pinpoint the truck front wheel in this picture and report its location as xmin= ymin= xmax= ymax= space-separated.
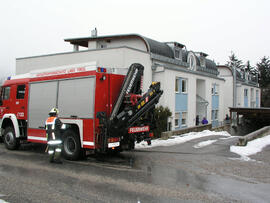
xmin=3 ymin=127 xmax=20 ymax=150
xmin=62 ymin=130 xmax=81 ymax=160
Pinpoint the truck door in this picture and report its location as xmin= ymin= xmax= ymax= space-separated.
xmin=0 ymin=86 xmax=11 ymax=117
xmin=13 ymin=84 xmax=27 ymax=120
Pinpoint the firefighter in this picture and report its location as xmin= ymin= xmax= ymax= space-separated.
xmin=45 ymin=108 xmax=63 ymax=163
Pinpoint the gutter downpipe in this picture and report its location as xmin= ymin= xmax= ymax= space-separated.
xmin=232 ymin=65 xmax=237 ymax=126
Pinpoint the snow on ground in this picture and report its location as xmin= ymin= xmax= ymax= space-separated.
xmin=0 ymin=198 xmax=7 ymax=203
xmin=135 ymin=128 xmax=270 ymax=162
xmin=135 ymin=130 xmax=230 ymax=149
xmin=230 ymin=134 xmax=270 ymax=161
xmin=193 ymin=139 xmax=218 ymax=148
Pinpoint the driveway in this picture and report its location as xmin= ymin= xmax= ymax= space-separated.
xmin=0 ymin=133 xmax=269 ymax=202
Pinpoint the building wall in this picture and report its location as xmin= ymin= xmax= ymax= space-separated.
xmin=218 ymin=67 xmax=233 ymax=116
xmin=236 ymin=83 xmax=261 ymax=108
xmin=218 ymin=66 xmax=261 ymax=115
xmin=155 ymin=68 xmax=224 ymax=129
xmin=88 ymin=38 xmax=147 ymax=52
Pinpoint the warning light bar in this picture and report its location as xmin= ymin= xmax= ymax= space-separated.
xmin=97 ymin=67 xmax=107 ymax=73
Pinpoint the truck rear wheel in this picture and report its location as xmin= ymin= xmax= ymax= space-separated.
xmin=62 ymin=129 xmax=81 ymax=160
xmin=3 ymin=127 xmax=20 ymax=150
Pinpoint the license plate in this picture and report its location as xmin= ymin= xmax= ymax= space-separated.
xmin=108 ymin=142 xmax=120 ymax=148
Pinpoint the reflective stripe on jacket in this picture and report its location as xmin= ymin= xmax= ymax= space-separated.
xmin=45 ymin=117 xmax=62 ymax=142
xmin=46 ymin=117 xmax=57 ymax=128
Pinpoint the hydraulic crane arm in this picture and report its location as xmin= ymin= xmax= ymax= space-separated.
xmin=97 ymin=63 xmax=163 ymax=152
xmin=109 ymin=63 xmax=144 ymax=122
xmin=126 ymin=82 xmax=163 ymax=128
xmin=109 ymin=63 xmax=163 ymax=133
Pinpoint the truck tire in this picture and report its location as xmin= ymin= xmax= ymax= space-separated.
xmin=3 ymin=127 xmax=20 ymax=150
xmin=62 ymin=129 xmax=81 ymax=160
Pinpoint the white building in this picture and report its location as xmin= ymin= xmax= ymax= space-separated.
xmin=218 ymin=65 xmax=260 ymax=116
xmin=16 ymin=33 xmax=260 ymax=130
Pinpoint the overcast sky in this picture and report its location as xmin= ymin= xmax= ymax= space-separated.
xmin=1 ymin=0 xmax=269 ymax=77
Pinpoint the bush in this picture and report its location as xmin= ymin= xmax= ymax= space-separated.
xmin=153 ymin=106 xmax=172 ymax=138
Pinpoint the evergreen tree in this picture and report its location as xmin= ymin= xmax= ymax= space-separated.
xmin=257 ymin=56 xmax=270 ymax=107
xmin=257 ymin=56 xmax=270 ymax=88
xmin=246 ymin=60 xmax=258 ymax=75
xmin=153 ymin=106 xmax=172 ymax=138
xmin=246 ymin=60 xmax=252 ymax=72
xmin=226 ymin=51 xmax=244 ymax=71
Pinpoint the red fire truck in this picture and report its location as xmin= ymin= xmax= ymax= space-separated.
xmin=0 ymin=63 xmax=163 ymax=160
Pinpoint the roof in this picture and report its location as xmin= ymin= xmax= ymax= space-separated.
xmin=217 ymin=65 xmax=259 ymax=86
xmin=65 ymin=33 xmax=218 ymax=75
xmin=143 ymin=37 xmax=174 ymax=58
xmin=65 ymin=34 xmax=176 ymax=58
xmin=65 ymin=34 xmax=150 ymax=51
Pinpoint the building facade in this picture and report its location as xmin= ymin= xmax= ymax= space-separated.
xmin=217 ymin=65 xmax=260 ymax=117
xmin=16 ymin=33 xmax=260 ymax=130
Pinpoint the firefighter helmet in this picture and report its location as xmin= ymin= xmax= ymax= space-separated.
xmin=49 ymin=108 xmax=59 ymax=115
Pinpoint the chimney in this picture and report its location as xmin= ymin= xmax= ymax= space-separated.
xmin=91 ymin=28 xmax=97 ymax=37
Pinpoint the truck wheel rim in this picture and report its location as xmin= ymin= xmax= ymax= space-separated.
xmin=65 ymin=137 xmax=76 ymax=155
xmin=5 ymin=132 xmax=14 ymax=145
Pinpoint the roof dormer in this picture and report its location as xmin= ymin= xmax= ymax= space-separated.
xmin=196 ymin=52 xmax=208 ymax=67
xmin=165 ymin=42 xmax=185 ymax=61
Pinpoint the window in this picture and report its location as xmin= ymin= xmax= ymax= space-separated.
xmin=16 ymin=85 xmax=26 ymax=99
xmin=215 ymin=110 xmax=218 ymax=120
xmin=211 ymin=110 xmax=218 ymax=121
xmin=200 ymin=57 xmax=206 ymax=67
xmin=215 ymin=85 xmax=219 ymax=95
xmin=174 ymin=49 xmax=180 ymax=59
xmin=175 ymin=78 xmax=179 ymax=93
xmin=212 ymin=84 xmax=219 ymax=95
xmin=2 ymin=86 xmax=10 ymax=100
xmin=175 ymin=113 xmax=180 ymax=127
xmin=188 ymin=54 xmax=196 ymax=71
xmin=182 ymin=79 xmax=187 ymax=93
xmin=181 ymin=112 xmax=187 ymax=126
xmin=244 ymin=89 xmax=248 ymax=97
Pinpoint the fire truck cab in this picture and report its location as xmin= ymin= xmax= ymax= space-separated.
xmin=0 ymin=63 xmax=163 ymax=160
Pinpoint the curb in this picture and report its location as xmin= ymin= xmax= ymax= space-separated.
xmin=238 ymin=126 xmax=270 ymax=146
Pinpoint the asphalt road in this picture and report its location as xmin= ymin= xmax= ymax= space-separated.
xmin=0 ymin=134 xmax=270 ymax=203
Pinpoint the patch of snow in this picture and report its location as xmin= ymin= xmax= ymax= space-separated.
xmin=0 ymin=198 xmax=8 ymax=203
xmin=229 ymin=157 xmax=254 ymax=162
xmin=193 ymin=139 xmax=217 ymax=148
xmin=219 ymin=136 xmax=239 ymax=140
xmin=135 ymin=130 xmax=231 ymax=149
xmin=230 ymin=134 xmax=270 ymax=161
